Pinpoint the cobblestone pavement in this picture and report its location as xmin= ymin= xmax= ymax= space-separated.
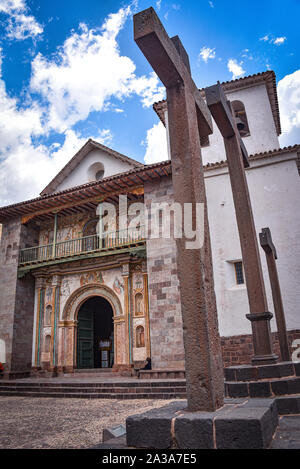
xmin=0 ymin=396 xmax=180 ymax=449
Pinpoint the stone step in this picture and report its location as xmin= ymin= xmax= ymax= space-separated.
xmin=74 ymin=368 xmax=114 ymax=373
xmin=225 ymin=376 xmax=300 ymax=398
xmin=0 ymin=385 xmax=187 ymax=394
xmin=0 ymin=380 xmax=186 ymax=388
xmin=224 ymin=361 xmax=300 ymax=382
xmin=138 ymin=370 xmax=186 ymax=379
xmin=0 ymin=390 xmax=187 ymax=399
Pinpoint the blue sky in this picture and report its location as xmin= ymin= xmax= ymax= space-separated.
xmin=0 ymin=0 xmax=299 ymax=205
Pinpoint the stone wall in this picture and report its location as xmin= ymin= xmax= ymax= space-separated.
xmin=0 ymin=218 xmax=38 ymax=371
xmin=221 ymin=329 xmax=300 ymax=367
xmin=144 ymin=176 xmax=185 ymax=369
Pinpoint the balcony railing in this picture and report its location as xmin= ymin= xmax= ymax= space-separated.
xmin=19 ymin=227 xmax=145 ymax=266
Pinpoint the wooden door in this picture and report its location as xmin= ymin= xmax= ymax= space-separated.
xmin=77 ymin=310 xmax=94 ymax=368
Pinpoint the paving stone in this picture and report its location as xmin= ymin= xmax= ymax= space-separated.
xmin=126 ymin=401 xmax=186 ymax=448
xmin=276 ymin=396 xmax=300 ymax=415
xmin=174 ymin=411 xmax=214 ymax=449
xmin=215 ymin=404 xmax=277 ymax=449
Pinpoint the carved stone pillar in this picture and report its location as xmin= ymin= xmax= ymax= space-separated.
xmin=33 ymin=276 xmax=46 ymax=369
xmin=50 ymin=275 xmax=61 ymax=371
xmin=142 ymin=261 xmax=151 ymax=358
xmin=122 ymin=263 xmax=131 ymax=366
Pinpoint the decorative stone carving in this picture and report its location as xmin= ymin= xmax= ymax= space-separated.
xmin=62 ymin=283 xmax=123 ymax=321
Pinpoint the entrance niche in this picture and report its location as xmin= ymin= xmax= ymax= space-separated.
xmin=77 ymin=296 xmax=113 ymax=369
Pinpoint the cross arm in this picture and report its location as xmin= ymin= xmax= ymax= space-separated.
xmin=134 ymin=7 xmax=213 ymax=136
xmin=259 ymin=227 xmax=278 ymax=259
xmin=204 ymin=82 xmax=249 ymax=167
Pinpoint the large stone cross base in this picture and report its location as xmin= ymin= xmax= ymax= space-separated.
xmin=126 ymin=399 xmax=278 ymax=449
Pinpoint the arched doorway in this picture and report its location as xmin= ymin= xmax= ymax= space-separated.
xmin=77 ymin=296 xmax=114 ymax=369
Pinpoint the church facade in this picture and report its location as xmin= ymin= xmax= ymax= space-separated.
xmin=0 ymin=70 xmax=300 ymax=378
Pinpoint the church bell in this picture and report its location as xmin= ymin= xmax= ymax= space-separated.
xmin=235 ymin=116 xmax=245 ymax=131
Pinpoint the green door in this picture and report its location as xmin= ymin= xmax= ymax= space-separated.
xmin=77 ymin=310 xmax=94 ymax=368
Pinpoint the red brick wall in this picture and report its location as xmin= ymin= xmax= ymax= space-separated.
xmin=221 ymin=329 xmax=300 ymax=367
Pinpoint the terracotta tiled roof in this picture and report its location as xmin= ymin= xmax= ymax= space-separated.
xmin=153 ymin=70 xmax=281 ymax=136
xmin=203 ymin=144 xmax=300 ymax=171
xmin=0 ymin=160 xmax=171 ymax=221
xmin=1 ymin=145 xmax=299 ymax=221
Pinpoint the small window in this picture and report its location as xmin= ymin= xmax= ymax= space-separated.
xmin=232 ymin=101 xmax=250 ymax=137
xmin=234 ymin=261 xmax=245 ymax=285
xmin=95 ymin=169 xmax=104 ymax=181
xmin=200 ymin=135 xmax=210 ymax=147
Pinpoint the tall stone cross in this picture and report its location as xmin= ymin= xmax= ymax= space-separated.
xmin=259 ymin=227 xmax=290 ymax=361
xmin=205 ymin=83 xmax=278 ymax=365
xmin=134 ymin=7 xmax=224 ymax=411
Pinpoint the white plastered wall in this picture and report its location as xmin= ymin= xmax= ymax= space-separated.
xmin=55 ymin=149 xmax=135 ymax=192
xmin=204 ymin=152 xmax=300 ymax=337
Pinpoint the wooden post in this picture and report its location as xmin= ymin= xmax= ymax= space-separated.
xmin=52 ymin=213 xmax=58 ymax=258
xmin=134 ymin=7 xmax=224 ymax=411
xmin=260 ymin=227 xmax=290 ymax=361
xmin=205 ymin=83 xmax=278 ymax=365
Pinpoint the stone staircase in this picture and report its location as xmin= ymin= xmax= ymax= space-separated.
xmin=225 ymin=361 xmax=300 ymax=400
xmin=0 ymin=379 xmax=187 ymax=399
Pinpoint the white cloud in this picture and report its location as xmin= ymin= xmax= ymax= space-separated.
xmin=144 ymin=122 xmax=168 ymax=165
xmin=0 ymin=5 xmax=166 ymax=205
xmin=172 ymin=4 xmax=181 ymax=10
xmin=227 ymin=59 xmax=245 ymax=79
xmin=199 ymin=46 xmax=216 ymax=63
xmin=30 ymin=7 xmax=164 ymax=133
xmin=278 ymin=69 xmax=300 ymax=147
xmin=260 ymin=35 xmax=270 ymax=42
xmin=209 ymin=1 xmax=214 ymax=7
xmin=156 ymin=0 xmax=162 ymax=10
xmin=0 ymin=0 xmax=43 ymax=40
xmin=273 ymin=36 xmax=286 ymax=45
xmin=259 ymin=34 xmax=287 ymax=46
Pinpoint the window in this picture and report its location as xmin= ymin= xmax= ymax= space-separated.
xmin=200 ymin=135 xmax=210 ymax=147
xmin=234 ymin=261 xmax=245 ymax=285
xmin=231 ymin=101 xmax=250 ymax=137
xmin=95 ymin=169 xmax=104 ymax=181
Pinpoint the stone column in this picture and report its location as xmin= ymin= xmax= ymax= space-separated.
xmin=142 ymin=261 xmax=151 ymax=358
xmin=33 ymin=276 xmax=46 ymax=369
xmin=122 ymin=263 xmax=131 ymax=365
xmin=50 ymin=275 xmax=61 ymax=371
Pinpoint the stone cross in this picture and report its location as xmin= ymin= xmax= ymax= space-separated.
xmin=259 ymin=227 xmax=290 ymax=361
xmin=134 ymin=7 xmax=224 ymax=411
xmin=205 ymin=83 xmax=278 ymax=365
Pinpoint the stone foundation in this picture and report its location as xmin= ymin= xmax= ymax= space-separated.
xmin=221 ymin=329 xmax=300 ymax=367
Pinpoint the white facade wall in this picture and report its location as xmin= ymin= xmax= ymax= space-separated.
xmin=204 ymin=152 xmax=300 ymax=337
xmin=167 ymin=83 xmax=280 ymax=166
xmin=55 ymin=149 xmax=135 ymax=192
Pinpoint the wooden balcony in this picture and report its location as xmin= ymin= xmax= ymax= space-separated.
xmin=19 ymin=227 xmax=146 ymax=267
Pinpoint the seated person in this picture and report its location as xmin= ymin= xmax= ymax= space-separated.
xmin=141 ymin=357 xmax=151 ymax=370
